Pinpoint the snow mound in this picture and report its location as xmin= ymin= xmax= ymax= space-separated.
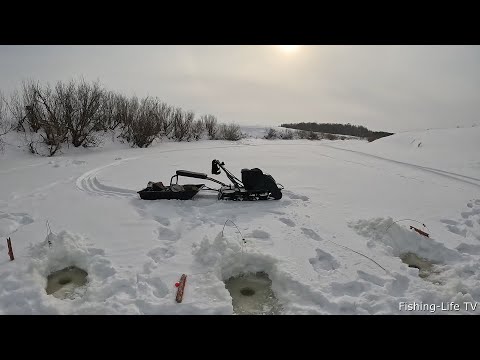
xmin=349 ymin=217 xmax=462 ymax=263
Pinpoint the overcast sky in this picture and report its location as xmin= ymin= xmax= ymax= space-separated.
xmin=1 ymin=45 xmax=479 ymax=132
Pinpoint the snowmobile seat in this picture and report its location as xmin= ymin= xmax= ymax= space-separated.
xmin=241 ymin=168 xmax=265 ymax=190
xmin=176 ymin=170 xmax=208 ymax=179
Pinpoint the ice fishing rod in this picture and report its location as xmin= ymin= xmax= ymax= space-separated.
xmin=382 ymin=219 xmax=431 ymax=239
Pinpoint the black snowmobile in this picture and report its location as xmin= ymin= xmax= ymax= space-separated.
xmin=138 ymin=159 xmax=283 ymax=201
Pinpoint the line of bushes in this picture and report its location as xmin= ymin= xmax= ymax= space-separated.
xmin=263 ymin=128 xmax=347 ymax=141
xmin=0 ymin=79 xmax=243 ymax=156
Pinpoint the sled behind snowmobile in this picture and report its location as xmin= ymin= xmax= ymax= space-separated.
xmin=138 ymin=159 xmax=283 ymax=201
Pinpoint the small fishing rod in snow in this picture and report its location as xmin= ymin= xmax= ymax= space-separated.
xmin=222 ymin=219 xmax=247 ymax=253
xmin=381 ymin=219 xmax=431 ymax=239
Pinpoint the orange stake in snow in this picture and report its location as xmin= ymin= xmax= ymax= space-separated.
xmin=7 ymin=237 xmax=14 ymax=261
xmin=410 ymin=226 xmax=429 ymax=238
xmin=175 ymin=274 xmax=187 ymax=303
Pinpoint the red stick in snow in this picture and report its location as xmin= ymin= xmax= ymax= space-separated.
xmin=7 ymin=237 xmax=14 ymax=261
xmin=175 ymin=274 xmax=187 ymax=303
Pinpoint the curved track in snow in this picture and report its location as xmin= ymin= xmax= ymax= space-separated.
xmin=75 ymin=144 xmax=245 ymax=199
xmin=76 ymin=158 xmax=139 ymax=198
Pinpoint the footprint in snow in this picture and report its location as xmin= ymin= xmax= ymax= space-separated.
xmin=279 ymin=217 xmax=296 ymax=227
xmin=301 ymin=228 xmax=322 ymax=241
xmin=156 ymin=226 xmax=180 ymax=241
xmin=147 ymin=247 xmax=176 ymax=262
xmin=0 ymin=211 xmax=34 ymax=237
xmin=456 ymin=242 xmax=480 ymax=255
xmin=444 ymin=224 xmax=467 ymax=237
xmin=153 ymin=216 xmax=171 ymax=227
xmin=249 ymin=229 xmax=271 ymax=240
xmin=330 ymin=281 xmax=371 ymax=297
xmin=309 ymin=248 xmax=340 ymax=272
xmin=287 ymin=193 xmax=309 ymax=201
xmin=357 ymin=270 xmax=387 ymax=287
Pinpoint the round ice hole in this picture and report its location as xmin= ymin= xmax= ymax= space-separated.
xmin=240 ymin=287 xmax=255 ymax=296
xmin=224 ymin=271 xmax=282 ymax=315
xmin=46 ymin=266 xmax=88 ymax=299
xmin=58 ymin=277 xmax=72 ymax=285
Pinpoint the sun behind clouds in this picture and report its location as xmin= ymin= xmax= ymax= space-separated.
xmin=278 ymin=45 xmax=301 ymax=53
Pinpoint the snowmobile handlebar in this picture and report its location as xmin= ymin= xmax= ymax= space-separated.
xmin=211 ymin=159 xmax=243 ymax=188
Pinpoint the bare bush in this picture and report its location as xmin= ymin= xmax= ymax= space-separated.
xmin=307 ymin=131 xmax=320 ymax=140
xmin=280 ymin=129 xmax=294 ymax=139
xmin=158 ymin=103 xmax=172 ymax=138
xmin=190 ymin=119 xmax=205 ymax=141
xmin=171 ymin=108 xmax=194 ymax=141
xmin=324 ymin=133 xmax=338 ymax=140
xmin=217 ymin=123 xmax=242 ymax=141
xmin=58 ymin=79 xmax=105 ymax=147
xmin=264 ymin=128 xmax=278 ymax=139
xmin=202 ymin=114 xmax=217 ymax=140
xmin=22 ymin=82 xmax=69 ymax=156
xmin=295 ymin=129 xmax=309 ymax=139
xmin=0 ymin=92 xmax=15 ymax=151
xmin=101 ymin=91 xmax=122 ymax=131
xmin=119 ymin=97 xmax=165 ymax=148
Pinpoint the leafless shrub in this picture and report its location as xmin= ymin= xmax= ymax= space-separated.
xmin=217 ymin=123 xmax=242 ymax=141
xmin=202 ymin=114 xmax=217 ymax=140
xmin=280 ymin=129 xmax=294 ymax=139
xmin=264 ymin=128 xmax=278 ymax=139
xmin=190 ymin=119 xmax=205 ymax=141
xmin=119 ymin=97 xmax=164 ymax=148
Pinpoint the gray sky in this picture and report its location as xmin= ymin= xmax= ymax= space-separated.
xmin=1 ymin=45 xmax=479 ymax=132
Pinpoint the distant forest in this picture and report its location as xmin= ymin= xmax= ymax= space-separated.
xmin=280 ymin=122 xmax=394 ymax=141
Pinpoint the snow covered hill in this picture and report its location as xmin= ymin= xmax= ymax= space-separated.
xmin=1 ymin=126 xmax=479 ymax=314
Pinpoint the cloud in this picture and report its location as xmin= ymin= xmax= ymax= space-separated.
xmin=1 ymin=45 xmax=479 ymax=132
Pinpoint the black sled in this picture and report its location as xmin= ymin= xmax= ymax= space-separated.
xmin=137 ymin=159 xmax=283 ymax=201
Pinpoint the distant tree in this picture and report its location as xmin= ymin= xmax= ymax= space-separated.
xmin=281 ymin=122 xmax=393 ymax=140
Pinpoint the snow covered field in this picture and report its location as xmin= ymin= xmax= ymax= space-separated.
xmin=1 ymin=126 xmax=480 ymax=314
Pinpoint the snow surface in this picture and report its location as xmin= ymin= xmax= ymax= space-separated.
xmin=1 ymin=126 xmax=480 ymax=314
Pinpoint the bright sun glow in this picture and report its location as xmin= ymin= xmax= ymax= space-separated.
xmin=278 ymin=45 xmax=301 ymax=53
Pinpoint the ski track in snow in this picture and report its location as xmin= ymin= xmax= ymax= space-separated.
xmin=75 ymin=144 xmax=246 ymax=199
xmin=322 ymin=144 xmax=480 ymax=189
xmin=75 ymin=158 xmax=139 ymax=198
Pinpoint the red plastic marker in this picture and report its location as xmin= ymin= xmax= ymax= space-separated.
xmin=175 ymin=274 xmax=187 ymax=303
